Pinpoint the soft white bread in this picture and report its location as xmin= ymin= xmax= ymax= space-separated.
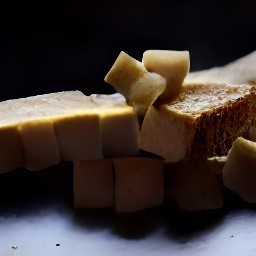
xmin=223 ymin=137 xmax=256 ymax=203
xmin=166 ymin=157 xmax=225 ymax=212
xmin=73 ymin=159 xmax=114 ymax=208
xmin=185 ymin=51 xmax=256 ymax=85
xmin=113 ymin=157 xmax=164 ymax=213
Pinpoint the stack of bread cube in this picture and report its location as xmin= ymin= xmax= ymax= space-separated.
xmin=0 ymin=89 xmax=164 ymax=213
xmin=1 ymin=50 xmax=256 ymax=214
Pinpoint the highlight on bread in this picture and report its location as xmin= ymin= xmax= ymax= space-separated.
xmin=0 ymin=50 xmax=256 ymax=215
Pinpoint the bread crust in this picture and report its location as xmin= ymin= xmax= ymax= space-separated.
xmin=140 ymin=83 xmax=256 ymax=162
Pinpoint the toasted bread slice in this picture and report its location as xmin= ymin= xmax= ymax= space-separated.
xmin=140 ymin=83 xmax=256 ymax=162
xmin=140 ymin=51 xmax=256 ymax=162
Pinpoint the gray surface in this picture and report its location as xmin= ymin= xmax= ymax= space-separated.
xmin=1 ymin=206 xmax=256 ymax=256
xmin=0 ymin=165 xmax=256 ymax=256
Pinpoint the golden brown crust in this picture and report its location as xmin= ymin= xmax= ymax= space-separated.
xmin=190 ymin=86 xmax=256 ymax=158
xmin=141 ymin=83 xmax=256 ymax=162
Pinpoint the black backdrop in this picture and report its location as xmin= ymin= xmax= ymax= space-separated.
xmin=1 ymin=1 xmax=256 ymax=101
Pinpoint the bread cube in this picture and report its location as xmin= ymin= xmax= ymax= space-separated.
xmin=104 ymin=51 xmax=166 ymax=117
xmin=54 ymin=113 xmax=102 ymax=161
xmin=73 ymin=159 xmax=114 ymax=208
xmin=223 ymin=137 xmax=256 ymax=203
xmin=113 ymin=157 xmax=164 ymax=213
xmin=19 ymin=119 xmax=60 ymax=171
xmin=91 ymin=94 xmax=140 ymax=158
xmin=142 ymin=50 xmax=190 ymax=104
xmin=0 ymin=125 xmax=24 ymax=173
xmin=166 ymin=158 xmax=224 ymax=212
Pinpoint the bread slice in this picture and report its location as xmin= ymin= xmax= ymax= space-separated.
xmin=0 ymin=91 xmax=102 ymax=171
xmin=0 ymin=91 xmax=139 ymax=172
xmin=140 ymin=53 xmax=256 ymax=162
xmin=54 ymin=92 xmax=139 ymax=160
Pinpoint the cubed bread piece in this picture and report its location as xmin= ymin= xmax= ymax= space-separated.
xmin=104 ymin=51 xmax=166 ymax=117
xmin=19 ymin=119 xmax=60 ymax=171
xmin=54 ymin=113 xmax=102 ymax=161
xmin=40 ymin=91 xmax=103 ymax=161
xmin=140 ymin=83 xmax=256 ymax=163
xmin=113 ymin=157 xmax=164 ymax=213
xmin=90 ymin=93 xmax=140 ymax=157
xmin=0 ymin=125 xmax=24 ymax=173
xmin=223 ymin=137 xmax=256 ymax=203
xmin=73 ymin=159 xmax=114 ymax=208
xmin=142 ymin=50 xmax=190 ymax=104
xmin=166 ymin=158 xmax=224 ymax=212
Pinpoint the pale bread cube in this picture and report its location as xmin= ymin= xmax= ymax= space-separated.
xmin=113 ymin=157 xmax=164 ymax=213
xmin=73 ymin=159 xmax=114 ymax=208
xmin=223 ymin=137 xmax=256 ymax=203
xmin=104 ymin=51 xmax=166 ymax=117
xmin=142 ymin=50 xmax=190 ymax=104
xmin=91 ymin=93 xmax=139 ymax=157
xmin=141 ymin=52 xmax=256 ymax=163
xmin=0 ymin=91 xmax=139 ymax=172
xmin=0 ymin=125 xmax=24 ymax=173
xmin=18 ymin=119 xmax=60 ymax=171
xmin=54 ymin=113 xmax=102 ymax=161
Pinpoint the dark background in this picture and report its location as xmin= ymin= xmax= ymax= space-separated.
xmin=1 ymin=1 xmax=255 ymax=101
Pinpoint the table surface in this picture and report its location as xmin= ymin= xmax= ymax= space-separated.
xmin=0 ymin=162 xmax=256 ymax=256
